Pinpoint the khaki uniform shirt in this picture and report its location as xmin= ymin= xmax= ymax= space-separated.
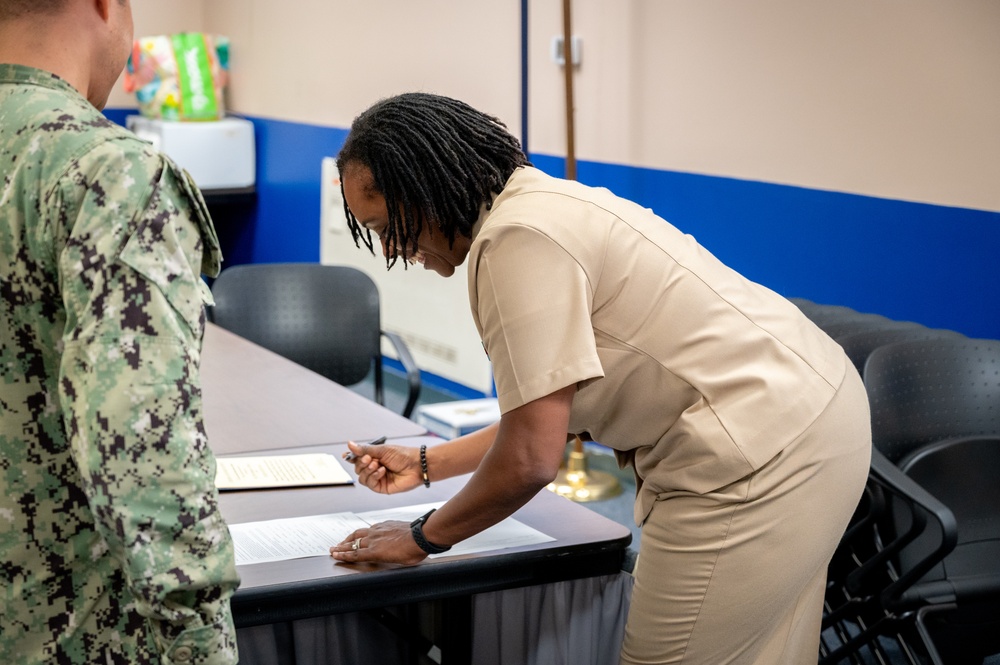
xmin=0 ymin=65 xmax=238 ymax=665
xmin=469 ymin=167 xmax=848 ymax=524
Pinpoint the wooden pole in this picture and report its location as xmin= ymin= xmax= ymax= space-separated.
xmin=561 ymin=0 xmax=577 ymax=180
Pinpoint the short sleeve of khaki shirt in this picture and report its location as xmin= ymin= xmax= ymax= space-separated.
xmin=470 ymin=223 xmax=605 ymax=414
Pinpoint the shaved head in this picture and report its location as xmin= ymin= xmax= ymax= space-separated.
xmin=0 ymin=0 xmax=125 ymax=21
xmin=0 ymin=0 xmax=68 ymax=19
xmin=0 ymin=0 xmax=133 ymax=109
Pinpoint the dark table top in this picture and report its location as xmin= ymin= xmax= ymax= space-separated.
xmin=201 ymin=325 xmax=632 ymax=628
xmin=201 ymin=323 xmax=426 ymax=455
xmin=219 ymin=438 xmax=632 ymax=627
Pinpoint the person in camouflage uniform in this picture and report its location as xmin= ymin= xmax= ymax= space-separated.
xmin=0 ymin=1 xmax=240 ymax=663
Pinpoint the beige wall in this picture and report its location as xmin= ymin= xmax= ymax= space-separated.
xmin=112 ymin=0 xmax=1000 ymax=213
xmin=529 ymin=0 xmax=1000 ymax=212
xmin=201 ymin=0 xmax=521 ymax=132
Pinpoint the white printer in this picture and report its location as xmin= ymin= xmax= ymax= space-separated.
xmin=126 ymin=115 xmax=256 ymax=190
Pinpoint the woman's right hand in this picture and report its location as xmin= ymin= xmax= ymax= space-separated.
xmin=343 ymin=441 xmax=423 ymax=494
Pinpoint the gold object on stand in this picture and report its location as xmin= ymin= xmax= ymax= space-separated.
xmin=547 ymin=436 xmax=622 ymax=502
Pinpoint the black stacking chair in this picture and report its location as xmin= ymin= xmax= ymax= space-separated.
xmin=792 ymin=300 xmax=860 ymax=326
xmin=818 ymin=315 xmax=917 ymax=341
xmin=821 ymin=338 xmax=1000 ymax=665
xmin=836 ymin=326 xmax=965 ymax=375
xmin=788 ymin=296 xmax=818 ymax=310
xmin=790 ymin=301 xmax=906 ymax=338
xmin=210 ymin=263 xmax=422 ymax=418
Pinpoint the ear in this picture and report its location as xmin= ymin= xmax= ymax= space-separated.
xmin=93 ymin=0 xmax=112 ymax=23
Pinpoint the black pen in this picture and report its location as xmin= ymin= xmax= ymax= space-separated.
xmin=342 ymin=435 xmax=387 ymax=462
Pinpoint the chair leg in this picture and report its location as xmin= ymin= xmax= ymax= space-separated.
xmin=374 ymin=356 xmax=385 ymax=407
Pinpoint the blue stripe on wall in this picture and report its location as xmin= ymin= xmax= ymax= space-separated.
xmin=102 ymin=108 xmax=132 ymax=127
xmin=532 ymin=154 xmax=1000 ymax=340
xmin=105 ymin=109 xmax=999 ymax=341
xmin=240 ymin=117 xmax=348 ymax=264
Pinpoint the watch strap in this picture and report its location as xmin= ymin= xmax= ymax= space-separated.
xmin=410 ymin=509 xmax=452 ymax=554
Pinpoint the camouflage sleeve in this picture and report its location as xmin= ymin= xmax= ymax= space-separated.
xmin=54 ymin=139 xmax=238 ymax=665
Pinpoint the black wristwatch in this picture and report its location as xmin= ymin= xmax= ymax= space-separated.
xmin=410 ymin=509 xmax=452 ymax=554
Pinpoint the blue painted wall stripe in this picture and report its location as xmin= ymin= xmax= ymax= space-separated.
xmin=532 ymin=154 xmax=1000 ymax=339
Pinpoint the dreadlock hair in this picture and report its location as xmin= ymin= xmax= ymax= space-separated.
xmin=336 ymin=92 xmax=530 ymax=269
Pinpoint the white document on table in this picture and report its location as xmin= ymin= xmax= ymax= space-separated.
xmin=228 ymin=501 xmax=555 ymax=565
xmin=215 ymin=453 xmax=353 ymax=490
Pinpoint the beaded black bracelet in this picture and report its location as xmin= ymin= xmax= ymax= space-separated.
xmin=419 ymin=444 xmax=430 ymax=488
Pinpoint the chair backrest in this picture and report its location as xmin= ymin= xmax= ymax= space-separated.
xmin=837 ymin=326 xmax=964 ymax=375
xmin=210 ymin=263 xmax=381 ymax=387
xmin=818 ymin=315 xmax=915 ymax=341
xmin=897 ymin=434 xmax=1000 ymax=587
xmin=863 ymin=338 xmax=1000 ymax=464
xmin=795 ymin=302 xmax=860 ymax=325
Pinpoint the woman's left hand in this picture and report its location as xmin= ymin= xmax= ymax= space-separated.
xmin=330 ymin=520 xmax=429 ymax=565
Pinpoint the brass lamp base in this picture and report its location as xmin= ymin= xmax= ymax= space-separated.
xmin=546 ymin=440 xmax=622 ymax=502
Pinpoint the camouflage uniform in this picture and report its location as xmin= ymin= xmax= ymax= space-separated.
xmin=0 ymin=64 xmax=239 ymax=664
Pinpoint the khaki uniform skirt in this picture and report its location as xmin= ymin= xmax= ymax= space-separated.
xmin=621 ymin=368 xmax=871 ymax=665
